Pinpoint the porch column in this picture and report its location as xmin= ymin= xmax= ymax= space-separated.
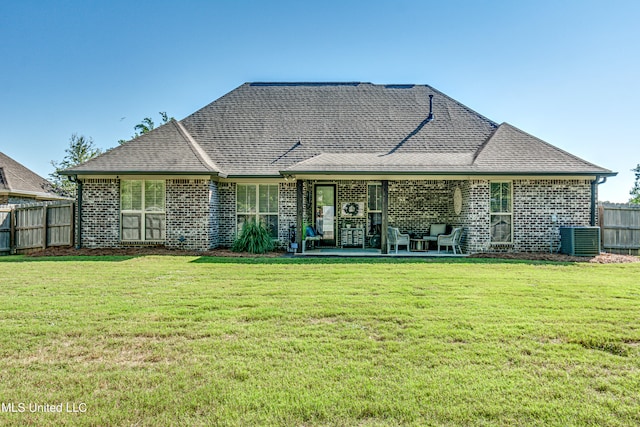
xmin=381 ymin=180 xmax=389 ymax=254
xmin=296 ymin=179 xmax=303 ymax=253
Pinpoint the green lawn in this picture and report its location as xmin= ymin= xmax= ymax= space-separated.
xmin=0 ymin=255 xmax=639 ymax=426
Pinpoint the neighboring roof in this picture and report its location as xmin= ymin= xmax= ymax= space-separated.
xmin=63 ymin=82 xmax=615 ymax=177
xmin=0 ymin=152 xmax=62 ymax=199
xmin=64 ymin=120 xmax=222 ymax=175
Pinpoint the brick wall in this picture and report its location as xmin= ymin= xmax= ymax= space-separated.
xmin=460 ymin=179 xmax=593 ymax=253
xmin=80 ymin=178 xmax=215 ymax=250
xmin=337 ymin=181 xmax=367 ymax=233
xmin=388 ymin=180 xmax=454 ymax=236
xmin=513 ymin=179 xmax=592 ymax=252
xmin=81 ymin=179 xmax=121 ymax=248
xmin=209 ymin=181 xmax=219 ymax=248
xmin=218 ymin=182 xmax=236 ymax=247
xmin=216 ymin=182 xmax=297 ymax=248
xmin=461 ymin=181 xmax=491 ymax=253
xmin=279 ymin=182 xmax=297 ymax=247
xmin=77 ymin=177 xmax=596 ymax=253
xmin=165 ymin=179 xmax=210 ymax=250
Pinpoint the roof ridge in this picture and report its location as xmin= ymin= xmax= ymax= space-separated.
xmin=0 ymin=151 xmax=55 ymax=194
xmin=250 ymin=82 xmax=364 ymax=87
xmin=0 ymin=153 xmax=16 ymax=190
xmin=173 ymin=120 xmax=225 ymax=176
xmin=0 ymin=166 xmax=9 ymax=190
xmin=471 ymin=125 xmax=501 ymax=164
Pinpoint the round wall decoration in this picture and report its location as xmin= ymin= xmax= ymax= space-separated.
xmin=453 ymin=187 xmax=462 ymax=215
xmin=342 ymin=202 xmax=360 ymax=217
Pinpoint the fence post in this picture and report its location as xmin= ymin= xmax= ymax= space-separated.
xmin=42 ymin=205 xmax=47 ymax=250
xmin=70 ymin=202 xmax=75 ymax=248
xmin=10 ymin=207 xmax=15 ymax=254
xmin=598 ymin=204 xmax=604 ymax=247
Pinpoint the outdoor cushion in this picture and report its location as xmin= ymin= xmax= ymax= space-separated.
xmin=425 ymin=224 xmax=447 ymax=242
xmin=306 ymin=226 xmax=316 ymax=237
xmin=430 ymin=224 xmax=446 ymax=236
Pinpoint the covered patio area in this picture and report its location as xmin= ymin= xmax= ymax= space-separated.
xmin=291 ymin=177 xmax=476 ymax=255
xmin=296 ymin=247 xmax=468 ymax=257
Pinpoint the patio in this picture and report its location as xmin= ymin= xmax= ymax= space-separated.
xmin=296 ymin=247 xmax=468 ymax=257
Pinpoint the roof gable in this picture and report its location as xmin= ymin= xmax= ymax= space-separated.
xmin=472 ymin=123 xmax=612 ymax=174
xmin=65 ymin=120 xmax=221 ymax=175
xmin=0 ymin=152 xmax=59 ymax=197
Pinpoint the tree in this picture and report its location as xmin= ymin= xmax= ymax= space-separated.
xmin=118 ymin=112 xmax=172 ymax=144
xmin=630 ymin=164 xmax=640 ymax=204
xmin=50 ymin=133 xmax=102 ymax=197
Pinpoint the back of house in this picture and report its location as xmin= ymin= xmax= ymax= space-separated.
xmin=63 ymin=82 xmax=615 ymax=253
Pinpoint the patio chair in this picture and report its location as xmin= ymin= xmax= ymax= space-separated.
xmin=424 ymin=223 xmax=447 ymax=249
xmin=302 ymin=226 xmax=323 ymax=253
xmin=437 ymin=227 xmax=463 ymax=254
xmin=387 ymin=226 xmax=411 ymax=254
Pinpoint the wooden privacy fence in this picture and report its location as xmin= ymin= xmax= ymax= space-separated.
xmin=0 ymin=209 xmax=10 ymax=252
xmin=599 ymin=203 xmax=640 ymax=255
xmin=0 ymin=202 xmax=74 ymax=254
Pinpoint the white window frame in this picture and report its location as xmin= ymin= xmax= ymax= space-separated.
xmin=236 ymin=184 xmax=279 ymax=239
xmin=120 ymin=180 xmax=166 ymax=242
xmin=490 ymin=181 xmax=513 ymax=244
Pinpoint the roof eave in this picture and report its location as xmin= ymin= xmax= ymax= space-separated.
xmin=282 ymin=170 xmax=618 ymax=177
xmin=61 ymin=170 xmax=228 ymax=178
xmin=0 ymin=189 xmax=70 ymax=200
xmin=225 ymin=174 xmax=284 ymax=179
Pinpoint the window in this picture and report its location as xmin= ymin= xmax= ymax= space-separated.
xmin=490 ymin=182 xmax=512 ymax=243
xmin=121 ymin=180 xmax=166 ymax=241
xmin=367 ymin=183 xmax=382 ymax=236
xmin=237 ymin=184 xmax=278 ymax=239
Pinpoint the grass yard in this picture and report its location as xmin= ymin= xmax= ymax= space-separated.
xmin=0 ymin=255 xmax=639 ymax=426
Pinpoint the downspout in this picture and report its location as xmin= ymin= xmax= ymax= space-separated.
xmin=590 ymin=176 xmax=607 ymax=226
xmin=70 ymin=175 xmax=83 ymax=249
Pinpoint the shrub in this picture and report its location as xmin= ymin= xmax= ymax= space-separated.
xmin=232 ymin=219 xmax=276 ymax=254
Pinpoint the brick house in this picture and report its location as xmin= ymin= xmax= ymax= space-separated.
xmin=0 ymin=152 xmax=66 ymax=205
xmin=62 ymin=82 xmax=615 ymax=253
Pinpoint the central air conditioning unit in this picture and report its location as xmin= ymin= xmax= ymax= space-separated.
xmin=559 ymin=226 xmax=601 ymax=256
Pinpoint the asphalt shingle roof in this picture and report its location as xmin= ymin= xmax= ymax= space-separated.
xmin=66 ymin=120 xmax=220 ymax=174
xmin=0 ymin=152 xmax=59 ymax=197
xmin=472 ymin=123 xmax=610 ymax=174
xmin=64 ymin=82 xmax=614 ymax=177
xmin=285 ymin=152 xmax=476 ymax=173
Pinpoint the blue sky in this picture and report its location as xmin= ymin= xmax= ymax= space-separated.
xmin=1 ymin=0 xmax=638 ymax=202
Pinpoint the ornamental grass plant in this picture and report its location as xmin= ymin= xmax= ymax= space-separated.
xmin=232 ymin=218 xmax=275 ymax=254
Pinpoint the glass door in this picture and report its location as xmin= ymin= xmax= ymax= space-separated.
xmin=314 ymin=184 xmax=336 ymax=246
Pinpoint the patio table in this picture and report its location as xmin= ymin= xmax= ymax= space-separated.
xmin=410 ymin=238 xmax=428 ymax=251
